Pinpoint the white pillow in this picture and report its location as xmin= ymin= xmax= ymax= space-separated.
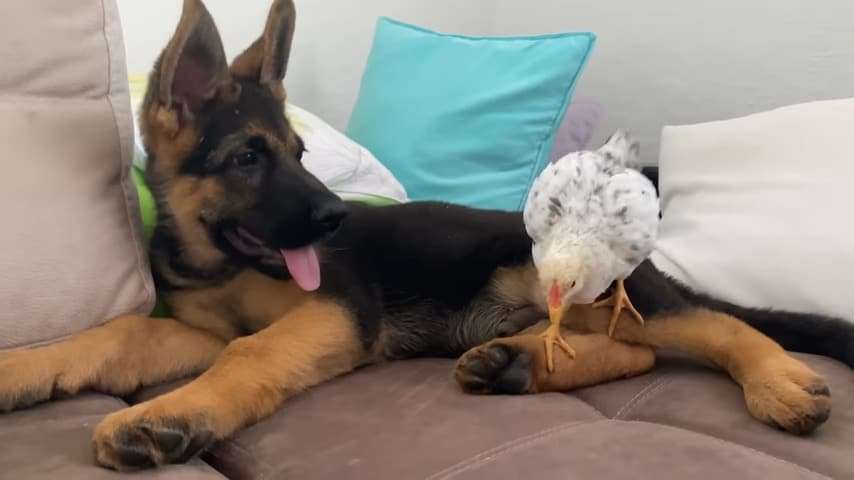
xmin=285 ymin=104 xmax=408 ymax=204
xmin=650 ymin=98 xmax=854 ymax=324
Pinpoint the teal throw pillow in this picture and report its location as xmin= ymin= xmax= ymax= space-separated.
xmin=346 ymin=18 xmax=596 ymax=211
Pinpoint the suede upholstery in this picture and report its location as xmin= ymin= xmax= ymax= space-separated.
xmin=127 ymin=354 xmax=852 ymax=480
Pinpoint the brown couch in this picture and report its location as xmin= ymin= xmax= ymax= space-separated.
xmin=0 ymin=1 xmax=851 ymax=479
xmin=1 ymin=353 xmax=852 ymax=479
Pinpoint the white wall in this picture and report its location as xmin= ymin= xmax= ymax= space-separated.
xmin=119 ymin=1 xmax=854 ymax=164
xmin=494 ymin=0 xmax=854 ymax=163
xmin=117 ymin=0 xmax=492 ymax=129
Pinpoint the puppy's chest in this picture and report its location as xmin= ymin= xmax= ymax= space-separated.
xmin=169 ymin=269 xmax=313 ymax=339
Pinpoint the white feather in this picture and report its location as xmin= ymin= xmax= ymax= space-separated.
xmin=602 ymin=169 xmax=659 ymax=277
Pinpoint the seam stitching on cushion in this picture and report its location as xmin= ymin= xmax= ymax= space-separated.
xmin=616 ymin=377 xmax=674 ymax=420
xmin=425 ymin=419 xmax=599 ymax=480
xmin=571 ymin=394 xmax=607 ymax=417
xmin=625 ymin=420 xmax=832 ymax=480
xmin=206 ymin=438 xmax=275 ymax=480
xmin=613 ymin=375 xmax=671 ymax=419
xmin=99 ymin=0 xmax=157 ymax=316
xmin=0 ymin=410 xmax=126 ymax=433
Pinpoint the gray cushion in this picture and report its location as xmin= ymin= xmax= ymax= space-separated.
xmin=0 ymin=0 xmax=154 ymax=350
xmin=0 ymin=394 xmax=224 ymax=479
xmin=131 ymin=353 xmax=852 ymax=479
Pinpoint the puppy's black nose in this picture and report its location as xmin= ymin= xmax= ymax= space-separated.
xmin=312 ymin=201 xmax=349 ymax=232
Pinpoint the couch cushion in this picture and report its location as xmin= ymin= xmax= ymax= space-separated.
xmin=0 ymin=394 xmax=224 ymax=479
xmin=602 ymin=354 xmax=854 ymax=480
xmin=441 ymin=421 xmax=825 ymax=480
xmin=175 ymin=354 xmax=851 ymax=480
xmin=650 ymin=98 xmax=854 ymax=326
xmin=346 ymin=17 xmax=595 ymax=211
xmin=0 ymin=0 xmax=154 ymax=349
xmin=203 ymin=360 xmax=602 ymax=480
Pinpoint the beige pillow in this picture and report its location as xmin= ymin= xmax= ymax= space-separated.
xmin=0 ymin=0 xmax=154 ymax=349
xmin=650 ymin=98 xmax=854 ymax=325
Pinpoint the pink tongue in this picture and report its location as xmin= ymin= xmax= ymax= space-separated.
xmin=281 ymin=246 xmax=321 ymax=291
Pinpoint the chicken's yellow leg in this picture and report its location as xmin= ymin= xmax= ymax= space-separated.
xmin=592 ymin=279 xmax=644 ymax=337
xmin=540 ymin=304 xmax=576 ymax=372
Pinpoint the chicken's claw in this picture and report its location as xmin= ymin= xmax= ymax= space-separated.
xmin=540 ymin=323 xmax=576 ymax=373
xmin=593 ymin=279 xmax=644 ymax=337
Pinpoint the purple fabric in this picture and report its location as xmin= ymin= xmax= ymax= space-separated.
xmin=549 ymin=100 xmax=604 ymax=162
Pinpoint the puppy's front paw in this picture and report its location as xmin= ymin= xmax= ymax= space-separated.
xmin=742 ymin=355 xmax=831 ymax=435
xmin=455 ymin=343 xmax=534 ymax=395
xmin=0 ymin=350 xmax=67 ymax=412
xmin=93 ymin=402 xmax=215 ymax=471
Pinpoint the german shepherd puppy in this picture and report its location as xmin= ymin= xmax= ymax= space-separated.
xmin=1 ymin=0 xmax=851 ymax=471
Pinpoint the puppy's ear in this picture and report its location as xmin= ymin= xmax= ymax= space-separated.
xmin=230 ymin=0 xmax=295 ymax=100
xmin=156 ymin=0 xmax=231 ymax=120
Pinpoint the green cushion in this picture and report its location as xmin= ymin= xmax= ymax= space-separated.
xmin=132 ymin=165 xmax=157 ymax=244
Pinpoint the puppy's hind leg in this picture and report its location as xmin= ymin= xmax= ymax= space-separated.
xmin=457 ymin=323 xmax=655 ymax=395
xmin=0 ymin=315 xmax=226 ymax=412
xmin=566 ymin=306 xmax=832 ymax=435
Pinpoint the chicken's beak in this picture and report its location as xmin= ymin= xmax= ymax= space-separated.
xmin=548 ymin=280 xmax=566 ymax=325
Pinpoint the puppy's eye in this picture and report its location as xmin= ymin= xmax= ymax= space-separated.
xmin=232 ymin=151 xmax=259 ymax=168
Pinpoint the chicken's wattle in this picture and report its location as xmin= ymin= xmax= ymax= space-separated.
xmin=549 ymin=281 xmax=562 ymax=309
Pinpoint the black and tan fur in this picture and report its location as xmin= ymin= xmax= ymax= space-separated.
xmin=0 ymin=0 xmax=851 ymax=471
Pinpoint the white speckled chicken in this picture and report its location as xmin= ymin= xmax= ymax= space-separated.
xmin=523 ymin=130 xmax=660 ymax=371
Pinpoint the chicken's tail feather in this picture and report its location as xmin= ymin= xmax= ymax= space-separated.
xmin=669 ymin=279 xmax=854 ymax=369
